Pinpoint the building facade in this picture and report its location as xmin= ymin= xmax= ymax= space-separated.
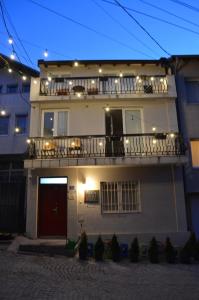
xmin=25 ymin=59 xmax=188 ymax=244
xmin=0 ymin=54 xmax=39 ymax=232
xmin=172 ymin=55 xmax=199 ymax=238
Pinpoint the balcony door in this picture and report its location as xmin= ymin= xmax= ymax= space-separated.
xmin=124 ymin=110 xmax=142 ymax=155
xmin=105 ymin=109 xmax=124 ymax=156
xmin=42 ymin=110 xmax=68 ymax=137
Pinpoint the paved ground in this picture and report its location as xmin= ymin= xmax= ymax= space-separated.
xmin=1 ymin=248 xmax=199 ymax=300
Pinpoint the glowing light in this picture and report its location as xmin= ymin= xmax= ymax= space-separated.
xmin=33 ymin=80 xmax=37 ymax=84
xmin=136 ymin=76 xmax=140 ymax=80
xmin=26 ymin=139 xmax=31 ymax=144
xmin=69 ymin=81 xmax=73 ymax=85
xmin=77 ymin=92 xmax=81 ymax=97
xmin=15 ymin=127 xmax=20 ymax=133
xmin=125 ymin=139 xmax=129 ymax=144
xmin=0 ymin=110 xmax=6 ymax=116
xmin=8 ymin=68 xmax=12 ymax=73
xmin=43 ymin=49 xmax=48 ymax=57
xmin=45 ymin=81 xmax=49 ymax=86
xmin=10 ymin=51 xmax=15 ymax=60
xmin=47 ymin=76 xmax=52 ymax=82
xmin=99 ymin=142 xmax=103 ymax=146
xmin=170 ymin=133 xmax=175 ymax=138
xmin=45 ymin=142 xmax=49 ymax=146
xmin=160 ymin=78 xmax=164 ymax=82
xmin=105 ymin=106 xmax=110 ymax=112
xmin=152 ymin=127 xmax=156 ymax=132
xmin=22 ymin=75 xmax=27 ymax=81
xmin=115 ymin=79 xmax=118 ymax=84
xmin=152 ymin=139 xmax=157 ymax=144
xmin=85 ymin=177 xmax=96 ymax=190
xmin=150 ymin=77 xmax=154 ymax=81
xmin=71 ymin=141 xmax=75 ymax=147
xmin=99 ymin=68 xmax=102 ymax=73
xmin=74 ymin=61 xmax=78 ymax=67
xmin=119 ymin=72 xmax=123 ymax=77
xmin=8 ymin=37 xmax=13 ymax=44
xmin=91 ymin=80 xmax=95 ymax=84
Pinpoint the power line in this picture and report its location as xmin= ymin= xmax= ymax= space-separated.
xmin=112 ymin=0 xmax=171 ymax=56
xmin=0 ymin=0 xmax=22 ymax=62
xmin=25 ymin=0 xmax=154 ymax=58
xmin=2 ymin=0 xmax=35 ymax=67
xmin=101 ymin=0 xmax=199 ymax=37
xmin=137 ymin=0 xmax=199 ymax=29
xmin=169 ymin=0 xmax=199 ymax=13
xmin=90 ymin=0 xmax=160 ymax=57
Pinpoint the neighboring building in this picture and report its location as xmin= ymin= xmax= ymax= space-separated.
xmin=25 ymin=59 xmax=188 ymax=244
xmin=0 ymin=54 xmax=39 ymax=232
xmin=171 ymin=55 xmax=199 ymax=237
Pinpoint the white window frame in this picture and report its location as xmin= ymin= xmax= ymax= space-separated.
xmin=101 ymin=181 xmax=141 ymax=214
xmin=41 ymin=109 xmax=69 ymax=137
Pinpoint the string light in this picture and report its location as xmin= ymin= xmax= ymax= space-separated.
xmin=77 ymin=92 xmax=81 ymax=97
xmin=115 ymin=79 xmax=118 ymax=84
xmin=0 ymin=110 xmax=6 ymax=116
xmin=10 ymin=51 xmax=16 ymax=60
xmin=152 ymin=127 xmax=156 ymax=132
xmin=119 ymin=72 xmax=123 ymax=77
xmin=33 ymin=80 xmax=37 ymax=84
xmin=8 ymin=36 xmax=13 ymax=44
xmin=8 ymin=68 xmax=12 ymax=73
xmin=99 ymin=142 xmax=103 ymax=146
xmin=45 ymin=81 xmax=49 ymax=86
xmin=74 ymin=61 xmax=78 ymax=67
xmin=26 ymin=139 xmax=31 ymax=144
xmin=105 ymin=106 xmax=110 ymax=112
xmin=152 ymin=139 xmax=157 ymax=144
xmin=47 ymin=76 xmax=52 ymax=82
xmin=136 ymin=76 xmax=140 ymax=80
xmin=91 ymin=80 xmax=95 ymax=84
xmin=99 ymin=68 xmax=102 ymax=73
xmin=125 ymin=139 xmax=129 ymax=144
xmin=15 ymin=127 xmax=20 ymax=133
xmin=43 ymin=49 xmax=48 ymax=57
xmin=22 ymin=75 xmax=27 ymax=81
xmin=69 ymin=81 xmax=73 ymax=85
xmin=150 ymin=77 xmax=154 ymax=81
xmin=170 ymin=133 xmax=175 ymax=138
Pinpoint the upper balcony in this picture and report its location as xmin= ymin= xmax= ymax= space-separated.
xmin=24 ymin=133 xmax=187 ymax=169
xmin=30 ymin=75 xmax=177 ymax=101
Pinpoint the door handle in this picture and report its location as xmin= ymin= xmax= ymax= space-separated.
xmin=52 ymin=207 xmax=58 ymax=214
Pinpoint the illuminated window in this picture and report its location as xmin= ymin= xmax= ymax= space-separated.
xmin=101 ymin=181 xmax=140 ymax=213
xmin=190 ymin=140 xmax=199 ymax=167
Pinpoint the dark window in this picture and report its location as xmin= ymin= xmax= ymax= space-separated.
xmin=7 ymin=84 xmax=18 ymax=93
xmin=186 ymin=81 xmax=199 ymax=103
xmin=0 ymin=85 xmax=3 ymax=93
xmin=22 ymin=84 xmax=30 ymax=93
xmin=15 ymin=115 xmax=27 ymax=134
xmin=0 ymin=116 xmax=9 ymax=135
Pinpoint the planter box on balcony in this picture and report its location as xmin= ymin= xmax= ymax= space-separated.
xmin=56 ymin=88 xmax=69 ymax=96
xmin=87 ymin=88 xmax=99 ymax=95
xmin=72 ymin=85 xmax=85 ymax=93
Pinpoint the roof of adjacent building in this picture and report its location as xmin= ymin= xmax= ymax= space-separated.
xmin=38 ymin=58 xmax=169 ymax=67
xmin=0 ymin=53 xmax=39 ymax=77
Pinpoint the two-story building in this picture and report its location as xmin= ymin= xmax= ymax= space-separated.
xmin=25 ymin=59 xmax=188 ymax=244
xmin=0 ymin=54 xmax=39 ymax=232
xmin=171 ymin=55 xmax=199 ymax=237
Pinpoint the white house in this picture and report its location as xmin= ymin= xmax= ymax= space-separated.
xmin=24 ymin=59 xmax=188 ymax=244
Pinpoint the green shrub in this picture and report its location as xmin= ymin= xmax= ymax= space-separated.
xmin=180 ymin=243 xmax=191 ymax=264
xmin=130 ymin=237 xmax=139 ymax=262
xmin=148 ymin=237 xmax=159 ymax=263
xmin=165 ymin=237 xmax=176 ymax=264
xmin=111 ymin=234 xmax=120 ymax=262
xmin=94 ymin=236 xmax=105 ymax=261
xmin=180 ymin=232 xmax=198 ymax=264
xmin=78 ymin=232 xmax=88 ymax=260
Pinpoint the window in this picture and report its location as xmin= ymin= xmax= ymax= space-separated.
xmin=186 ymin=81 xmax=199 ymax=103
xmin=22 ymin=83 xmax=30 ymax=93
xmin=190 ymin=140 xmax=199 ymax=167
xmin=0 ymin=85 xmax=3 ymax=94
xmin=43 ymin=111 xmax=68 ymax=137
xmin=15 ymin=115 xmax=27 ymax=134
xmin=0 ymin=116 xmax=9 ymax=135
xmin=125 ymin=110 xmax=142 ymax=134
xmin=101 ymin=181 xmax=140 ymax=213
xmin=7 ymin=84 xmax=18 ymax=93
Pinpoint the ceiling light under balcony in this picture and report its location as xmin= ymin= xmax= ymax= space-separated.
xmin=45 ymin=81 xmax=49 ymax=86
xmin=152 ymin=127 xmax=156 ymax=132
xmin=99 ymin=68 xmax=102 ymax=73
xmin=160 ymin=78 xmax=164 ymax=82
xmin=170 ymin=133 xmax=175 ymax=138
xmin=26 ymin=139 xmax=31 ymax=144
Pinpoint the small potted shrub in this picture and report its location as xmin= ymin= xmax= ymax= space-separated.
xmin=180 ymin=232 xmax=198 ymax=264
xmin=94 ymin=236 xmax=105 ymax=261
xmin=130 ymin=237 xmax=140 ymax=262
xmin=180 ymin=243 xmax=191 ymax=264
xmin=148 ymin=237 xmax=159 ymax=263
xmin=78 ymin=232 xmax=88 ymax=260
xmin=111 ymin=234 xmax=120 ymax=262
xmin=165 ymin=237 xmax=176 ymax=263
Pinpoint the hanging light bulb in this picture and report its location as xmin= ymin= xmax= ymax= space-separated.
xmin=22 ymin=75 xmax=27 ymax=81
xmin=152 ymin=127 xmax=156 ymax=132
xmin=0 ymin=110 xmax=6 ymax=116
xmin=43 ymin=49 xmax=48 ymax=57
xmin=45 ymin=81 xmax=49 ymax=86
xmin=47 ymin=76 xmax=52 ymax=82
xmin=74 ymin=61 xmax=78 ymax=67
xmin=26 ymin=139 xmax=31 ymax=144
xmin=10 ymin=51 xmax=16 ymax=60
xmin=15 ymin=127 xmax=20 ymax=133
xmin=99 ymin=68 xmax=102 ymax=73
xmin=119 ymin=72 xmax=123 ymax=77
xmin=8 ymin=68 xmax=12 ymax=73
xmin=8 ymin=36 xmax=13 ymax=44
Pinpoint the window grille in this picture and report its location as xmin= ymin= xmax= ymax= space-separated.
xmin=101 ymin=181 xmax=140 ymax=213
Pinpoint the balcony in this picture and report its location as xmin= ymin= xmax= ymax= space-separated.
xmin=25 ymin=133 xmax=186 ymax=168
xmin=39 ymin=76 xmax=168 ymax=97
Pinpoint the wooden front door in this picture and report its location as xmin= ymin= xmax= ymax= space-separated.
xmin=38 ymin=181 xmax=67 ymax=236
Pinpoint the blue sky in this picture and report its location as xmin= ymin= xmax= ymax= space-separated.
xmin=1 ymin=0 xmax=199 ymax=69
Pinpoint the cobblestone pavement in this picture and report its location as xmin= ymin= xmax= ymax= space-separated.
xmin=0 ymin=250 xmax=199 ymax=300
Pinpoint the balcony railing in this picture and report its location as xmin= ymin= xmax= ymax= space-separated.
xmin=27 ymin=133 xmax=184 ymax=160
xmin=40 ymin=76 xmax=168 ymax=96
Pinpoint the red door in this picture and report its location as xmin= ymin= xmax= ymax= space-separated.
xmin=38 ymin=183 xmax=67 ymax=236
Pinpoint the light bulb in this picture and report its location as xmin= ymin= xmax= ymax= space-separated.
xmin=125 ymin=139 xmax=129 ymax=144
xmin=152 ymin=139 xmax=157 ymax=144
xmin=99 ymin=142 xmax=103 ymax=146
xmin=150 ymin=77 xmax=154 ymax=81
xmin=105 ymin=106 xmax=110 ymax=112
xmin=69 ymin=81 xmax=73 ymax=85
xmin=170 ymin=133 xmax=175 ymax=138
xmin=91 ymin=80 xmax=95 ymax=84
xmin=10 ymin=51 xmax=15 ymax=60
xmin=43 ymin=49 xmax=48 ymax=57
xmin=33 ymin=80 xmax=37 ymax=84
xmin=47 ymin=76 xmax=52 ymax=82
xmin=45 ymin=81 xmax=49 ymax=86
xmin=136 ymin=76 xmax=140 ymax=80
xmin=0 ymin=110 xmax=6 ymax=116
xmin=152 ymin=127 xmax=156 ymax=132
xmin=26 ymin=139 xmax=31 ymax=144
xmin=74 ymin=61 xmax=78 ymax=67
xmin=8 ymin=68 xmax=12 ymax=73
xmin=119 ymin=72 xmax=123 ymax=77
xmin=15 ymin=127 xmax=20 ymax=133
xmin=77 ymin=92 xmax=81 ymax=97
xmin=114 ymin=79 xmax=118 ymax=84
xmin=99 ymin=68 xmax=102 ymax=73
xmin=8 ymin=37 xmax=13 ymax=44
xmin=22 ymin=75 xmax=27 ymax=81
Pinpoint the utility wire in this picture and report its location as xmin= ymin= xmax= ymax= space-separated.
xmin=101 ymin=0 xmax=199 ymax=37
xmin=25 ymin=0 xmax=154 ymax=58
xmin=2 ymin=0 xmax=35 ymax=67
xmin=91 ymin=0 xmax=160 ymax=57
xmin=0 ymin=0 xmax=21 ymax=62
xmin=112 ymin=0 xmax=171 ymax=56
xmin=137 ymin=0 xmax=199 ymax=29
xmin=169 ymin=0 xmax=199 ymax=13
